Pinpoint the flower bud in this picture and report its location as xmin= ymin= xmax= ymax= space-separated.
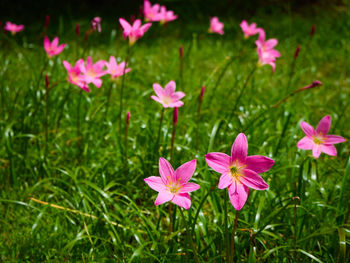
xmin=179 ymin=45 xmax=184 ymax=59
xmin=45 ymin=74 xmax=49 ymax=89
xmin=296 ymin=80 xmax=322 ymax=93
xmin=126 ymin=112 xmax=130 ymax=125
xmin=75 ymin=23 xmax=80 ymax=36
xmin=200 ymin=86 xmax=205 ymax=100
xmin=310 ymin=24 xmax=316 ymax=37
xmin=44 ymin=15 xmax=50 ymax=29
xmin=294 ymin=45 xmax=301 ymax=60
xmin=173 ymin=108 xmax=178 ymax=125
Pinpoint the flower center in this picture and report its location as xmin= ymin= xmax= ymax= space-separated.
xmin=229 ymin=161 xmax=246 ymax=181
xmin=313 ymin=136 xmax=325 ymax=145
xmin=165 ymin=176 xmax=182 ymax=194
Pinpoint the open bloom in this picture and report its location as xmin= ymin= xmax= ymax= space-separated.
xmin=44 ymin=36 xmax=66 ymax=58
xmin=91 ymin=17 xmax=101 ymax=32
xmin=255 ymin=29 xmax=278 ymax=51
xmin=79 ymin=56 xmax=107 ymax=88
xmin=119 ymin=18 xmax=152 ymax=45
xmin=240 ymin=20 xmax=260 ymax=38
xmin=144 ymin=158 xmax=200 ymax=209
xmin=297 ymin=115 xmax=346 ymax=158
xmin=144 ymin=0 xmax=161 ymax=21
xmin=208 ymin=17 xmax=224 ymax=35
xmin=151 ymin=80 xmax=185 ymax=108
xmin=158 ymin=6 xmax=178 ymax=24
xmin=105 ymin=56 xmax=131 ymax=79
xmin=63 ymin=59 xmax=90 ymax=92
xmin=257 ymin=47 xmax=281 ymax=71
xmin=4 ymin=21 xmax=24 ymax=34
xmin=205 ymin=133 xmax=274 ymax=210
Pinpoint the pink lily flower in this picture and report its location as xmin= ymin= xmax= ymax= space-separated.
xmin=4 ymin=21 xmax=24 ymax=34
xmin=43 ymin=36 xmax=66 ymax=58
xmin=119 ymin=18 xmax=152 ymax=46
xmin=105 ymin=56 xmax=131 ymax=79
xmin=208 ymin=17 xmax=224 ymax=35
xmin=144 ymin=0 xmax=161 ymax=21
xmin=63 ymin=59 xmax=90 ymax=92
xmin=144 ymin=158 xmax=200 ymax=209
xmin=158 ymin=6 xmax=178 ymax=24
xmin=79 ymin=56 xmax=107 ymax=88
xmin=205 ymin=133 xmax=274 ymax=210
xmin=257 ymin=47 xmax=281 ymax=72
xmin=297 ymin=115 xmax=346 ymax=159
xmin=255 ymin=29 xmax=278 ymax=51
xmin=240 ymin=20 xmax=260 ymax=38
xmin=151 ymin=80 xmax=185 ymax=108
xmin=91 ymin=17 xmax=102 ymax=32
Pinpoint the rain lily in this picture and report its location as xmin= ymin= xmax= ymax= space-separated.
xmin=91 ymin=17 xmax=101 ymax=32
xmin=63 ymin=59 xmax=90 ymax=92
xmin=119 ymin=18 xmax=152 ymax=45
xmin=205 ymin=133 xmax=274 ymax=210
xmin=151 ymin=80 xmax=185 ymax=108
xmin=297 ymin=115 xmax=346 ymax=159
xmin=255 ymin=29 xmax=278 ymax=52
xmin=240 ymin=20 xmax=260 ymax=38
xmin=208 ymin=17 xmax=224 ymax=35
xmin=257 ymin=47 xmax=281 ymax=71
xmin=144 ymin=0 xmax=161 ymax=21
xmin=79 ymin=56 xmax=107 ymax=88
xmin=4 ymin=21 xmax=24 ymax=34
xmin=43 ymin=36 xmax=66 ymax=58
xmin=144 ymin=158 xmax=200 ymax=209
xmin=158 ymin=6 xmax=178 ymax=24
xmin=105 ymin=56 xmax=131 ymax=79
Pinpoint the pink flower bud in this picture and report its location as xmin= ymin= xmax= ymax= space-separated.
xmin=310 ymin=24 xmax=316 ymax=37
xmin=173 ymin=108 xmax=178 ymax=125
xmin=200 ymin=86 xmax=205 ymax=100
xmin=75 ymin=23 xmax=80 ymax=36
xmin=44 ymin=15 xmax=50 ymax=29
xmin=45 ymin=74 xmax=49 ymax=89
xmin=179 ymin=45 xmax=184 ymax=59
xmin=294 ymin=45 xmax=301 ymax=60
xmin=296 ymin=80 xmax=322 ymax=93
xmin=130 ymin=15 xmax=136 ymax=24
xmin=126 ymin=112 xmax=130 ymax=125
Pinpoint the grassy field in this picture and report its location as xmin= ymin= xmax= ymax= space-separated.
xmin=1 ymin=5 xmax=350 ymax=262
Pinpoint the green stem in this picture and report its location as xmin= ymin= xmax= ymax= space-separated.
xmin=105 ymin=82 xmax=116 ymax=120
xmin=179 ymin=208 xmax=200 ymax=263
xmin=119 ymin=44 xmax=131 ymax=133
xmin=229 ymin=210 xmax=240 ymax=263
xmin=155 ymin=108 xmax=165 ymax=156
xmin=77 ymin=89 xmax=83 ymax=150
xmin=45 ymin=80 xmax=49 ymax=155
xmin=224 ymin=191 xmax=229 ymax=262
xmin=170 ymin=124 xmax=176 ymax=163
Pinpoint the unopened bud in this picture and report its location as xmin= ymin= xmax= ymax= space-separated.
xmin=179 ymin=45 xmax=184 ymax=59
xmin=130 ymin=15 xmax=136 ymax=24
xmin=296 ymin=80 xmax=322 ymax=93
xmin=44 ymin=15 xmax=50 ymax=29
xmin=310 ymin=24 xmax=316 ymax=37
xmin=126 ymin=111 xmax=130 ymax=125
xmin=75 ymin=23 xmax=80 ymax=36
xmin=45 ymin=74 xmax=49 ymax=89
xmin=200 ymin=86 xmax=205 ymax=100
xmin=173 ymin=108 xmax=178 ymax=125
xmin=294 ymin=45 xmax=301 ymax=60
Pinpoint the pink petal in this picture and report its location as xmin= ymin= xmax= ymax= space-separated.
xmin=133 ymin=19 xmax=141 ymax=29
xmin=63 ymin=61 xmax=72 ymax=71
xmin=228 ymin=181 xmax=249 ymax=210
xmin=300 ymin=121 xmax=316 ymax=137
xmin=144 ymin=176 xmax=166 ymax=192
xmin=140 ymin=23 xmax=152 ymax=33
xmin=52 ymin=37 xmax=59 ymax=47
xmin=231 ymin=133 xmax=248 ymax=164
xmin=218 ymin=172 xmax=233 ymax=189
xmin=153 ymin=83 xmax=164 ymax=98
xmin=167 ymin=101 xmax=184 ymax=108
xmin=316 ymin=115 xmax=331 ymax=135
xmin=159 ymin=157 xmax=174 ymax=184
xmin=297 ymin=136 xmax=315 ymax=150
xmin=205 ymin=152 xmax=230 ymax=173
xmin=165 ymin=80 xmax=176 ymax=95
xmin=92 ymin=78 xmax=102 ymax=88
xmin=240 ymin=169 xmax=268 ymax=190
xmin=119 ymin=18 xmax=131 ymax=33
xmin=179 ymin=182 xmax=200 ymax=193
xmin=171 ymin=193 xmax=191 ymax=209
xmin=44 ymin=36 xmax=50 ymax=49
xmin=245 ymin=155 xmax=274 ymax=174
xmin=325 ymin=135 xmax=346 ymax=144
xmin=312 ymin=145 xmax=321 ymax=159
xmin=265 ymin=39 xmax=278 ymax=49
xmin=155 ymin=191 xmax=173 ymax=205
xmin=171 ymin=91 xmax=185 ymax=100
xmin=174 ymin=159 xmax=196 ymax=184
xmin=151 ymin=95 xmax=163 ymax=105
xmin=321 ymin=145 xmax=337 ymax=156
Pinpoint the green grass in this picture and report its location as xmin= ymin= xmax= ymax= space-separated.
xmin=1 ymin=8 xmax=350 ymax=262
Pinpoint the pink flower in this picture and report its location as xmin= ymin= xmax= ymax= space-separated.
xmin=257 ymin=47 xmax=281 ymax=71
xmin=158 ymin=6 xmax=178 ymax=24
xmin=63 ymin=59 xmax=90 ymax=92
xmin=144 ymin=158 xmax=200 ymax=209
xmin=297 ymin=115 xmax=346 ymax=159
xmin=144 ymin=0 xmax=161 ymax=21
xmin=43 ymin=36 xmax=66 ymax=58
xmin=91 ymin=17 xmax=102 ymax=32
xmin=105 ymin=56 xmax=131 ymax=79
xmin=205 ymin=133 xmax=274 ymax=210
xmin=240 ymin=20 xmax=260 ymax=38
xmin=4 ymin=21 xmax=24 ymax=34
xmin=119 ymin=18 xmax=152 ymax=45
xmin=79 ymin=57 xmax=107 ymax=88
xmin=255 ymin=29 xmax=278 ymax=51
xmin=151 ymin=80 xmax=185 ymax=108
xmin=208 ymin=17 xmax=224 ymax=35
